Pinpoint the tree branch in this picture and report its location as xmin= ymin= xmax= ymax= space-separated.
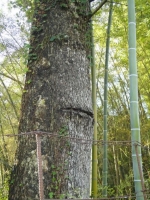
xmin=0 ymin=72 xmax=23 ymax=86
xmin=90 ymin=0 xmax=108 ymax=18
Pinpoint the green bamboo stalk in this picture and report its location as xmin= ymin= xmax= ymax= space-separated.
xmin=91 ymin=21 xmax=97 ymax=198
xmin=127 ymin=1 xmax=145 ymax=199
xmin=102 ymin=1 xmax=113 ymax=197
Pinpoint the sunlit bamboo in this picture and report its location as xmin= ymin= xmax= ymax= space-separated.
xmin=127 ymin=1 xmax=145 ymax=199
xmin=91 ymin=17 xmax=97 ymax=198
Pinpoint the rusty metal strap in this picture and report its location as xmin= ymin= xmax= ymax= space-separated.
xmin=36 ymin=134 xmax=44 ymax=200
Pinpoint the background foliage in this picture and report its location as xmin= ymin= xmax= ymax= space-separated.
xmin=0 ymin=0 xmax=150 ymax=198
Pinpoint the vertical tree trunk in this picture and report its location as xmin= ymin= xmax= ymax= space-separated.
xmin=9 ymin=1 xmax=93 ymax=199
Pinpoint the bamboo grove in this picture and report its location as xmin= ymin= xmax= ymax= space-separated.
xmin=0 ymin=0 xmax=150 ymax=199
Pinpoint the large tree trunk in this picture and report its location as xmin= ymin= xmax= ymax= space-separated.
xmin=9 ymin=0 xmax=93 ymax=199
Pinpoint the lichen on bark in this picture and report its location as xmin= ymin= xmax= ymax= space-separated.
xmin=9 ymin=0 xmax=93 ymax=199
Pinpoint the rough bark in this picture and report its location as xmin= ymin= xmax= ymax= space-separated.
xmin=9 ymin=0 xmax=93 ymax=199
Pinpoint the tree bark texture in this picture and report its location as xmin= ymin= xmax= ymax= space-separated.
xmin=9 ymin=0 xmax=93 ymax=199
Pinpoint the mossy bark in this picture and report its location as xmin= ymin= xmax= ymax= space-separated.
xmin=9 ymin=0 xmax=93 ymax=199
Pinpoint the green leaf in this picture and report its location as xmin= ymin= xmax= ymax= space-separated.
xmin=51 ymin=164 xmax=55 ymax=169
xmin=24 ymin=43 xmax=31 ymax=48
xmin=52 ymin=171 xmax=56 ymax=175
xmin=60 ymin=3 xmax=68 ymax=8
xmin=50 ymin=36 xmax=57 ymax=42
xmin=48 ymin=192 xmax=54 ymax=199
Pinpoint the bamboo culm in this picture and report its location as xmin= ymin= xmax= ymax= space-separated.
xmin=91 ymin=20 xmax=98 ymax=198
xmin=127 ymin=0 xmax=145 ymax=199
xmin=102 ymin=0 xmax=113 ymax=197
